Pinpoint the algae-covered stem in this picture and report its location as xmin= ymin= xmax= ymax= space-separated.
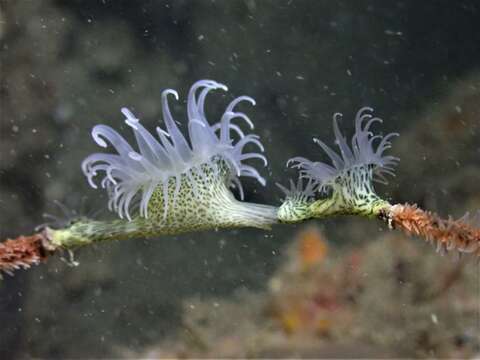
xmin=1 ymin=189 xmax=278 ymax=275
xmin=277 ymin=165 xmax=392 ymax=224
xmin=46 ymin=160 xmax=278 ymax=249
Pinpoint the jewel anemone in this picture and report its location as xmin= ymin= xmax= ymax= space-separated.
xmin=278 ymin=107 xmax=399 ymax=222
xmin=82 ymin=80 xmax=268 ymax=221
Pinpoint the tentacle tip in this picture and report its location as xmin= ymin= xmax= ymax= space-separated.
xmin=91 ymin=128 xmax=108 ymax=148
xmin=128 ymin=151 xmax=142 ymax=161
xmin=121 ymin=107 xmax=138 ymax=121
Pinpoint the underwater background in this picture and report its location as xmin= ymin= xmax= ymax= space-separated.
xmin=1 ymin=0 xmax=479 ymax=358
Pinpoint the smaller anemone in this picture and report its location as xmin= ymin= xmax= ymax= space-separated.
xmin=276 ymin=178 xmax=316 ymax=203
xmin=276 ymin=178 xmax=317 ymax=224
xmin=82 ymin=80 xmax=267 ymax=221
xmin=288 ymin=107 xmax=399 ymax=192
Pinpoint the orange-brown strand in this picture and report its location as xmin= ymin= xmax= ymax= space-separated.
xmin=380 ymin=203 xmax=480 ymax=257
xmin=0 ymin=232 xmax=55 ymax=276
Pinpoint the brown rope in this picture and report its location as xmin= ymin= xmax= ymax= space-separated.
xmin=380 ymin=203 xmax=480 ymax=257
xmin=0 ymin=232 xmax=55 ymax=276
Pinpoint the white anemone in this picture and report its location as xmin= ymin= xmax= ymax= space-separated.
xmin=82 ymin=80 xmax=267 ymax=220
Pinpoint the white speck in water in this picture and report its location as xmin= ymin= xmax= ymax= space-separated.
xmin=347 ymin=69 xmax=352 ymax=76
xmin=455 ymin=105 xmax=462 ymax=113
xmin=431 ymin=313 xmax=438 ymax=325
xmin=219 ymin=239 xmax=226 ymax=249
xmin=384 ymin=29 xmax=403 ymax=36
xmin=12 ymin=125 xmax=19 ymax=132
xmin=198 ymin=34 xmax=204 ymax=41
xmin=296 ymin=75 xmax=305 ymax=80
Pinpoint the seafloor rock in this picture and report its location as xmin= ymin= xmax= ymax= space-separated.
xmin=134 ymin=225 xmax=479 ymax=358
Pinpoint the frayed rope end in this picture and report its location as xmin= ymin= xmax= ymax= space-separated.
xmin=0 ymin=231 xmax=57 ymax=277
xmin=379 ymin=203 xmax=480 ymax=258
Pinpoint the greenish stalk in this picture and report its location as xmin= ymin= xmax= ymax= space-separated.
xmin=45 ymin=161 xmax=278 ymax=249
xmin=278 ymin=165 xmax=391 ymax=224
xmin=307 ymin=190 xmax=390 ymax=219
